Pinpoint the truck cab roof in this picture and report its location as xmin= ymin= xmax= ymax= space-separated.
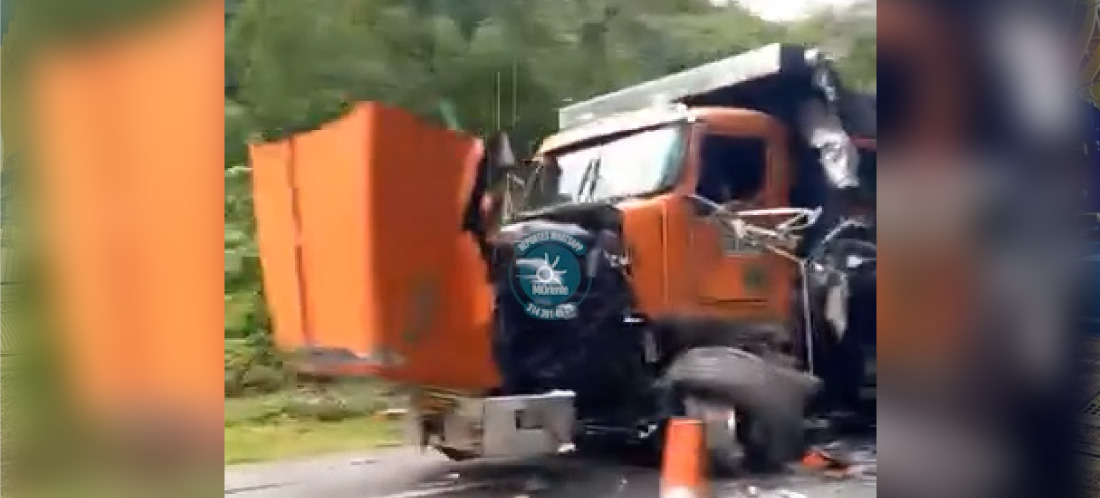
xmin=536 ymin=105 xmax=784 ymax=156
xmin=549 ymin=43 xmax=875 ymax=151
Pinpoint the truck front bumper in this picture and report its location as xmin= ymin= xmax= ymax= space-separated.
xmin=404 ymin=390 xmax=577 ymax=459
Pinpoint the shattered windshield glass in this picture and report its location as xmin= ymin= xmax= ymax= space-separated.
xmin=522 ymin=125 xmax=686 ymax=212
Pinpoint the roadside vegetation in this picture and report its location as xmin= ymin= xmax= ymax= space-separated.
xmin=224 ymin=384 xmax=403 ymax=464
xmin=223 ymin=339 xmax=404 ymax=464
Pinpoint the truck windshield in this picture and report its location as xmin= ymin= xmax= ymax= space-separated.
xmin=523 ymin=125 xmax=685 ymax=212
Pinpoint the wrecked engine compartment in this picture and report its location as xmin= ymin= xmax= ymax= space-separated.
xmin=477 ymin=200 xmax=877 ymax=430
xmin=485 ymin=207 xmax=659 ymax=419
xmin=802 ymin=222 xmax=877 ymax=409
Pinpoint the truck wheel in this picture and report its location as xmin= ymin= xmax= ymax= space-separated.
xmin=664 ymin=346 xmax=821 ymax=473
xmin=682 ymin=396 xmax=742 ymax=476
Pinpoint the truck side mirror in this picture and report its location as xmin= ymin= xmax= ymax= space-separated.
xmin=484 ymin=132 xmax=518 ymax=179
xmin=463 ymin=132 xmax=520 ymax=258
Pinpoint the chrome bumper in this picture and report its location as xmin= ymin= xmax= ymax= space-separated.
xmin=404 ymin=390 xmax=576 ymax=458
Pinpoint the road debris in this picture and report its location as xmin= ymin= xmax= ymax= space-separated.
xmin=375 ymin=408 xmax=408 ymax=420
xmin=726 ymin=485 xmax=809 ymax=498
xmin=801 ymin=439 xmax=877 ymax=480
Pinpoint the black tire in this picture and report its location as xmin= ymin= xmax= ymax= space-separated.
xmin=664 ymin=346 xmax=822 ymax=473
xmin=435 ymin=446 xmax=477 ymax=462
xmin=682 ymin=396 xmax=742 ymax=476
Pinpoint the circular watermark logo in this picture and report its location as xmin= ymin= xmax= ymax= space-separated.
xmin=509 ymin=230 xmax=591 ymax=320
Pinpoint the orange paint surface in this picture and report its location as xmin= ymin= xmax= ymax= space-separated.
xmin=29 ymin=1 xmax=224 ymax=423
xmin=250 ymin=103 xmax=499 ymax=392
xmin=249 ymin=140 xmax=304 ymax=354
xmin=613 ymin=110 xmax=795 ymax=324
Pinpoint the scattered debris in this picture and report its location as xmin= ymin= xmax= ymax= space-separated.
xmin=374 ymin=408 xmax=408 ymax=420
xmin=727 ymin=485 xmax=809 ymax=498
xmin=801 ymin=439 xmax=877 ymax=480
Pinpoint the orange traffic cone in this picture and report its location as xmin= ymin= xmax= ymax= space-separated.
xmin=661 ymin=418 xmax=708 ymax=498
xmin=801 ymin=449 xmax=832 ymax=470
xmin=801 ymin=447 xmax=852 ymax=477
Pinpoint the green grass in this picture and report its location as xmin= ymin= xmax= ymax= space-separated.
xmin=224 ymin=388 xmax=403 ymax=465
xmin=224 ymin=415 xmax=402 ymax=465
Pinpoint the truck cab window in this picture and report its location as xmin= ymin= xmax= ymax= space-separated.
xmin=527 ymin=158 xmax=566 ymax=209
xmin=696 ymin=134 xmax=768 ymax=205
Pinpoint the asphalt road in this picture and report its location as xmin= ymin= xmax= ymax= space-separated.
xmin=225 ymin=446 xmax=876 ymax=498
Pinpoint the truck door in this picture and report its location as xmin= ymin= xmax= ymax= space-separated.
xmin=684 ymin=115 xmax=793 ymax=322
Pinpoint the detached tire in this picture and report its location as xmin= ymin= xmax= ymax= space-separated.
xmin=665 ymin=346 xmax=822 ymax=473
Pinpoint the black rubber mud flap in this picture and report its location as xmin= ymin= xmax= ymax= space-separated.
xmin=665 ymin=347 xmax=823 ymax=473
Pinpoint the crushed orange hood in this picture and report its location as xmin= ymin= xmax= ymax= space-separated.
xmin=249 ymin=103 xmax=499 ymax=391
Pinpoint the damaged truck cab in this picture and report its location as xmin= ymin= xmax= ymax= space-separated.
xmin=248 ymin=43 xmax=873 ymax=473
xmin=408 ymin=43 xmax=876 ymax=471
xmin=524 ymin=105 xmax=798 ymax=324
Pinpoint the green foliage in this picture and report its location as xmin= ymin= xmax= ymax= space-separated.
xmin=224 ymin=382 xmax=395 ymax=425
xmin=224 ymin=0 xmax=875 ymax=146
xmin=222 ymin=0 xmax=877 ymax=363
xmin=225 ymin=163 xmax=270 ymax=342
xmin=225 ymin=333 xmax=285 ymax=397
xmin=18 ymin=0 xmax=198 ymax=43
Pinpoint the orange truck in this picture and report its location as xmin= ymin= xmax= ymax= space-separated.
xmin=251 ymin=43 xmax=876 ymax=473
